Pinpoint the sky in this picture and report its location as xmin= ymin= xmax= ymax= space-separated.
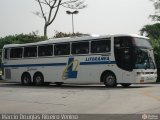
xmin=0 ymin=0 xmax=155 ymax=38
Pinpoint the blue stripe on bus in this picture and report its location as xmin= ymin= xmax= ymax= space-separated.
xmin=3 ymin=61 xmax=116 ymax=68
xmin=3 ymin=63 xmax=67 ymax=68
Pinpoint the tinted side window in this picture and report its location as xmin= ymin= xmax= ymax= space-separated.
xmin=114 ymin=37 xmax=132 ymax=48
xmin=54 ymin=43 xmax=70 ymax=56
xmin=4 ymin=49 xmax=9 ymax=59
xmin=24 ymin=46 xmax=37 ymax=57
xmin=38 ymin=45 xmax=53 ymax=57
xmin=72 ymin=42 xmax=89 ymax=54
xmin=10 ymin=48 xmax=23 ymax=58
xmin=91 ymin=39 xmax=110 ymax=53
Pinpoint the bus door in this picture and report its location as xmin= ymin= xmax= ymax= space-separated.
xmin=121 ymin=48 xmax=133 ymax=83
xmin=114 ymin=37 xmax=134 ymax=83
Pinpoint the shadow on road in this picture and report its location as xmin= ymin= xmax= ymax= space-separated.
xmin=0 ymin=82 xmax=154 ymax=90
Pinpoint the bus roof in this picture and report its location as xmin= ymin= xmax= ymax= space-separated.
xmin=3 ymin=34 xmax=149 ymax=48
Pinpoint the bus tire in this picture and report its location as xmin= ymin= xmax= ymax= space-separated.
xmin=121 ymin=83 xmax=131 ymax=88
xmin=103 ymin=72 xmax=117 ymax=87
xmin=33 ymin=72 xmax=44 ymax=86
xmin=21 ymin=72 xmax=32 ymax=86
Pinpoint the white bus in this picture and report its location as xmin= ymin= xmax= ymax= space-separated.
xmin=1 ymin=34 xmax=157 ymax=87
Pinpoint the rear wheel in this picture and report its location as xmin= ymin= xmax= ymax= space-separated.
xmin=121 ymin=83 xmax=131 ymax=88
xmin=33 ymin=73 xmax=44 ymax=86
xmin=103 ymin=73 xmax=117 ymax=87
xmin=21 ymin=73 xmax=32 ymax=86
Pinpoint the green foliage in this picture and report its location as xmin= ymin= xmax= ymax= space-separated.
xmin=146 ymin=0 xmax=160 ymax=81
xmin=149 ymin=38 xmax=160 ymax=65
xmin=140 ymin=23 xmax=160 ymax=39
xmin=54 ymin=31 xmax=89 ymax=38
xmin=150 ymin=38 xmax=160 ymax=82
xmin=0 ymin=33 xmax=45 ymax=70
xmin=0 ymin=33 xmax=45 ymax=49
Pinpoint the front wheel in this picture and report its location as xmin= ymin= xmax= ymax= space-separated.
xmin=103 ymin=73 xmax=117 ymax=87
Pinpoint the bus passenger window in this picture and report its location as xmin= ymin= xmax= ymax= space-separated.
xmin=4 ymin=49 xmax=9 ymax=59
xmin=91 ymin=39 xmax=111 ymax=53
xmin=72 ymin=42 xmax=89 ymax=54
xmin=24 ymin=46 xmax=37 ymax=58
xmin=54 ymin=43 xmax=70 ymax=56
xmin=10 ymin=48 xmax=23 ymax=59
xmin=38 ymin=45 xmax=53 ymax=57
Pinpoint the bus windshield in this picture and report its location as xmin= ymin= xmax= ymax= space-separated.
xmin=114 ymin=36 xmax=156 ymax=71
xmin=133 ymin=38 xmax=152 ymax=48
xmin=134 ymin=48 xmax=155 ymax=69
xmin=132 ymin=38 xmax=155 ymax=69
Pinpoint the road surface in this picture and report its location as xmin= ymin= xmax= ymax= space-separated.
xmin=0 ymin=83 xmax=160 ymax=114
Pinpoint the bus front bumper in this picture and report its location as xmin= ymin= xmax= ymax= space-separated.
xmin=136 ymin=73 xmax=157 ymax=83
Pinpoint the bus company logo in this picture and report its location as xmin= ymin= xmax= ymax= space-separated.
xmin=85 ymin=56 xmax=109 ymax=62
xmin=62 ymin=58 xmax=79 ymax=80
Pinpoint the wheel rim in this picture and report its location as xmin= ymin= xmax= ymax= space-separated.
xmin=35 ymin=76 xmax=42 ymax=83
xmin=24 ymin=77 xmax=29 ymax=84
xmin=22 ymin=74 xmax=31 ymax=85
xmin=35 ymin=76 xmax=42 ymax=85
xmin=106 ymin=75 xmax=115 ymax=85
xmin=34 ymin=74 xmax=43 ymax=85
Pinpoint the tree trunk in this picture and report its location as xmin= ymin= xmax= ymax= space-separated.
xmin=44 ymin=24 xmax=48 ymax=39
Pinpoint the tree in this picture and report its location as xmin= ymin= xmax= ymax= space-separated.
xmin=149 ymin=0 xmax=160 ymax=21
xmin=140 ymin=23 xmax=160 ymax=39
xmin=54 ymin=30 xmax=89 ymax=38
xmin=0 ymin=33 xmax=45 ymax=49
xmin=35 ymin=0 xmax=86 ymax=39
xmin=0 ymin=33 xmax=45 ymax=70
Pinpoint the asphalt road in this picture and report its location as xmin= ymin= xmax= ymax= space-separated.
xmin=0 ymin=83 xmax=160 ymax=114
